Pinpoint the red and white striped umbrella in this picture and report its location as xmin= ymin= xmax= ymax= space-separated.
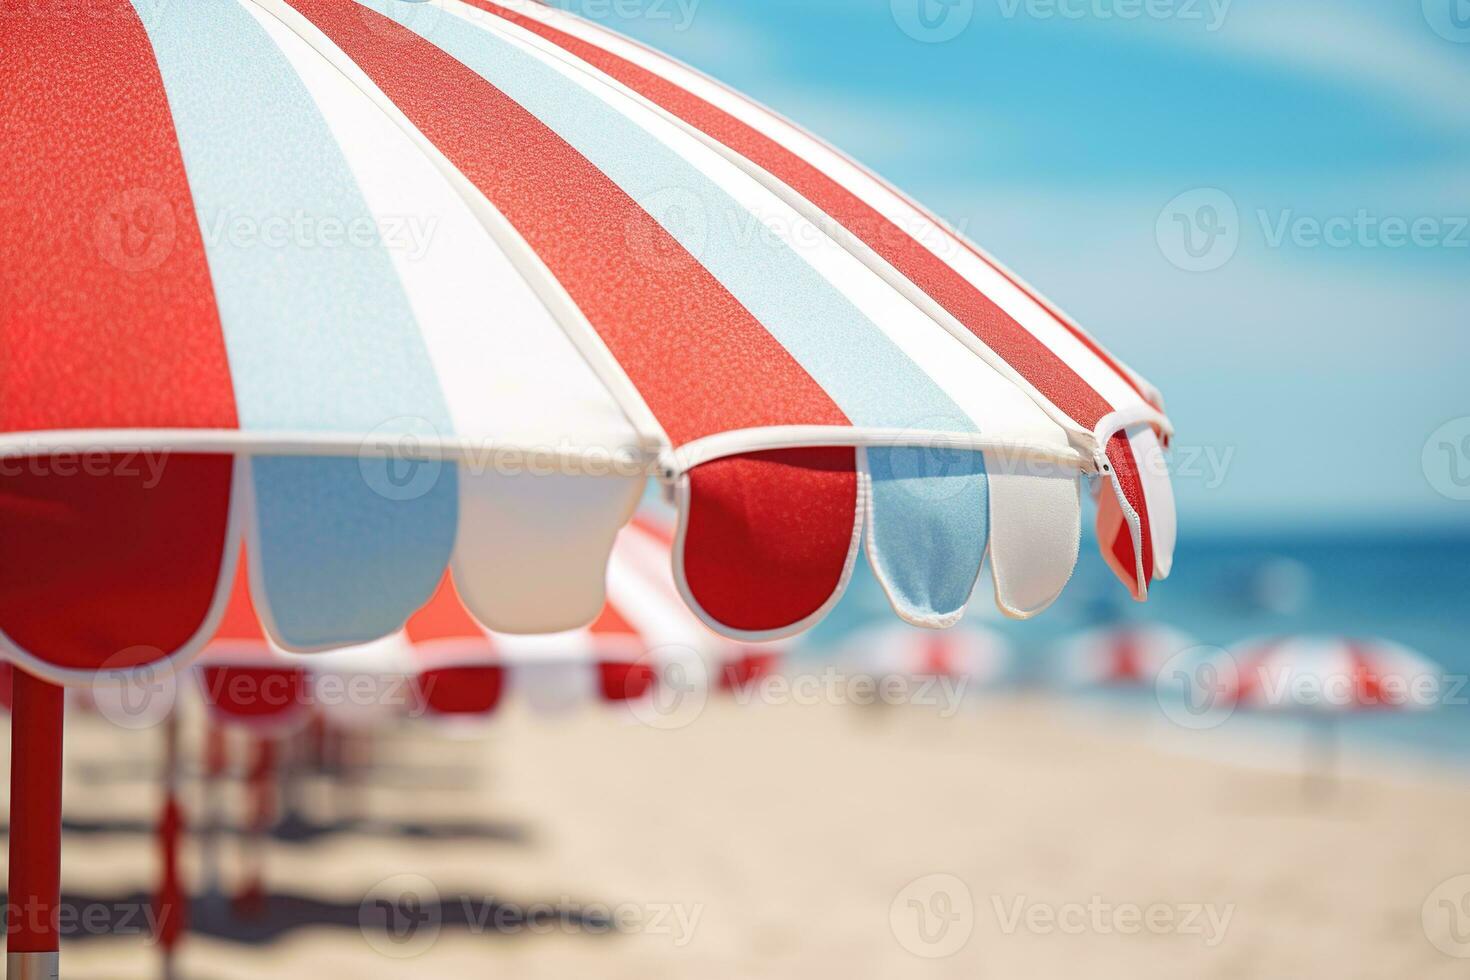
xmin=1 ymin=0 xmax=1178 ymax=695
xmin=1213 ymin=636 xmax=1441 ymax=713
xmin=844 ymin=621 xmax=1014 ymax=687
xmin=197 ymin=517 xmax=784 ymax=727
xmin=1053 ymin=623 xmax=1197 ymax=687
xmin=2 ymin=2 xmax=1179 ymax=972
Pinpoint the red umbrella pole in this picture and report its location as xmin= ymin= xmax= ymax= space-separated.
xmin=154 ymin=712 xmax=185 ymax=980
xmin=7 ymin=669 xmax=64 ymax=980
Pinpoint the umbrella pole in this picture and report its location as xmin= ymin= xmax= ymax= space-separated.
xmin=199 ymin=724 xmax=228 ymax=911
xmin=1302 ymin=715 xmax=1339 ymax=804
xmin=154 ymin=713 xmax=185 ymax=980
xmin=7 ymin=669 xmax=64 ymax=980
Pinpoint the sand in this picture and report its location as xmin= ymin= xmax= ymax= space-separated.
xmin=9 ymin=695 xmax=1470 ymax=979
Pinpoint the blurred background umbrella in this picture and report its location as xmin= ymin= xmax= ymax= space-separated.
xmin=1053 ymin=622 xmax=1197 ymax=689
xmin=841 ymin=620 xmax=1015 ymax=710
xmin=1202 ymin=636 xmax=1441 ymax=798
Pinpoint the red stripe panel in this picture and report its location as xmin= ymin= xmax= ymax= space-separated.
xmin=288 ymin=0 xmax=858 ymax=632
xmin=0 ymin=456 xmax=234 ymax=671
xmin=1346 ymin=642 xmax=1386 ymax=709
xmin=1101 ymin=433 xmax=1154 ymax=599
xmin=215 ymin=553 xmax=265 ymax=642
xmin=405 ymin=573 xmax=485 ymax=644
xmin=0 ymin=1 xmax=237 ymax=433
xmin=590 ymin=601 xmax=639 ymax=637
xmin=0 ymin=5 xmax=237 ymax=675
xmin=599 ymin=660 xmax=656 ymax=701
xmin=467 ymin=0 xmax=1134 ymax=427
xmin=718 ymin=650 xmax=779 ymax=692
xmin=200 ymin=665 xmax=311 ymax=724
xmin=683 ymin=450 xmax=856 ymax=632
xmin=416 ymin=665 xmax=505 ymax=716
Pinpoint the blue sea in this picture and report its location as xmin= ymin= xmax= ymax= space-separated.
xmin=798 ymin=528 xmax=1470 ymax=769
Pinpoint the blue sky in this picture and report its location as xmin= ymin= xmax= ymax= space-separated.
xmin=557 ymin=0 xmax=1470 ymax=532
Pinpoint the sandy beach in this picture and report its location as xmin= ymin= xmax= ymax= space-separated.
xmin=10 ymin=695 xmax=1470 ymax=979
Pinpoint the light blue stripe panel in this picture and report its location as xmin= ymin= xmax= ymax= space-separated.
xmin=868 ymin=449 xmax=988 ymax=621
xmin=377 ymin=2 xmax=987 ymax=617
xmin=251 ymin=456 xmax=457 ymax=648
xmin=136 ymin=0 xmax=457 ymax=646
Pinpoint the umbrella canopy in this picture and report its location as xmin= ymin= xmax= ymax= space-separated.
xmin=1213 ymin=637 xmax=1441 ymax=714
xmin=843 ymin=620 xmax=1014 ymax=688
xmin=2 ymin=0 xmax=1175 ymax=688
xmin=1053 ymin=622 xmax=1197 ymax=687
xmin=198 ymin=516 xmax=783 ymax=726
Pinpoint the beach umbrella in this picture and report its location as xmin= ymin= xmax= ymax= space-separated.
xmin=1053 ymin=622 xmax=1197 ymax=688
xmin=2 ymin=1 xmax=1178 ymax=972
xmin=841 ymin=620 xmax=1015 ymax=708
xmin=1215 ymin=636 xmax=1441 ymax=713
xmin=1204 ymin=636 xmax=1441 ymax=794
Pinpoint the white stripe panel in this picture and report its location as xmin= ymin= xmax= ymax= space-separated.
xmin=443 ymin=1 xmax=1072 ymax=451
xmin=610 ymin=524 xmax=686 ymax=606
xmin=1126 ymin=426 xmax=1176 ymax=580
xmin=476 ymin=0 xmax=1152 ymax=421
xmin=984 ymin=456 xmax=1080 ymax=618
xmin=453 ymin=471 xmax=644 ymax=634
